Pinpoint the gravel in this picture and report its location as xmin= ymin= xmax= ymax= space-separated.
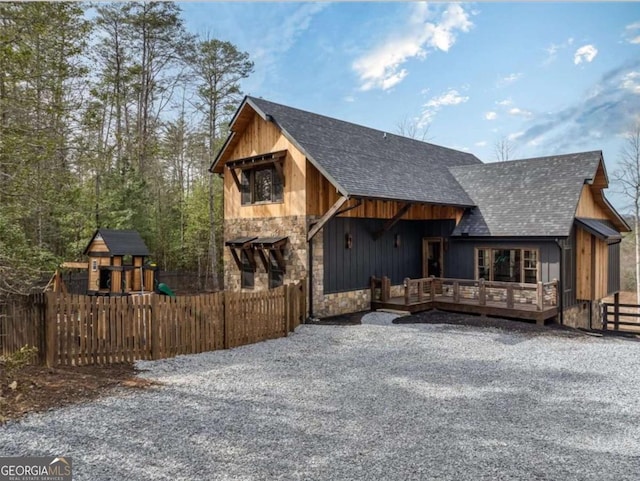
xmin=2 ymin=321 xmax=640 ymax=480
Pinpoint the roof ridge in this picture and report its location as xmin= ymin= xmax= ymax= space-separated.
xmin=247 ymin=96 xmax=479 ymax=160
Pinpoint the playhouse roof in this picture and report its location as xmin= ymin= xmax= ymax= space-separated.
xmin=83 ymin=229 xmax=150 ymax=256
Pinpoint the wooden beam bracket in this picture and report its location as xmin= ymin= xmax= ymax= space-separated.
xmin=308 ymin=196 xmax=349 ymax=241
xmin=374 ymin=203 xmax=412 ymax=239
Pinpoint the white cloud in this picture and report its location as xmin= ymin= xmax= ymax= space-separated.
xmin=353 ymin=3 xmax=473 ymax=91
xmin=621 ymin=72 xmax=640 ymax=94
xmin=485 ymin=111 xmax=497 ymax=120
xmin=475 ymin=140 xmax=488 ymax=147
xmin=496 ymin=99 xmax=512 ymax=107
xmin=419 ymin=88 xmax=469 ymax=126
xmin=574 ymin=44 xmax=598 ymax=65
xmin=625 ymin=22 xmax=640 ymax=44
xmin=343 ymin=95 xmax=356 ymax=103
xmin=497 ymin=73 xmax=522 ymax=87
xmin=508 ymin=107 xmax=533 ymax=118
xmin=543 ymin=37 xmax=574 ymax=65
xmin=508 ymin=131 xmax=524 ymax=141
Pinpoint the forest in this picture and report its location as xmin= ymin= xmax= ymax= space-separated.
xmin=0 ymin=2 xmax=253 ymax=297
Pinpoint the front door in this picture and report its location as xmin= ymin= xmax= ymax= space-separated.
xmin=423 ymin=238 xmax=444 ymax=278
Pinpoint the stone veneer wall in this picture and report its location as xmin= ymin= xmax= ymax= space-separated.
xmin=562 ymin=301 xmax=603 ymax=330
xmin=224 ymin=215 xmax=308 ymax=292
xmin=439 ymin=284 xmax=557 ymax=306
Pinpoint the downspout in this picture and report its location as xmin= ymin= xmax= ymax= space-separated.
xmin=555 ymin=238 xmax=564 ymax=325
xmin=307 ymin=221 xmax=317 ymax=321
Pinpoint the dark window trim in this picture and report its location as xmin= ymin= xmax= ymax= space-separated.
xmin=240 ymin=163 xmax=284 ymax=206
xmin=474 ymin=246 xmax=541 ymax=284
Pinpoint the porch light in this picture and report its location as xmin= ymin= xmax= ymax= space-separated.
xmin=345 ymin=233 xmax=353 ymax=249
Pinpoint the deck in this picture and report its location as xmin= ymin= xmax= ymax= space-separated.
xmin=370 ymin=277 xmax=559 ymax=325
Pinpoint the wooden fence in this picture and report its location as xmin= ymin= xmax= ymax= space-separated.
xmin=0 ymin=281 xmax=306 ymax=366
xmin=603 ymin=297 xmax=640 ymax=333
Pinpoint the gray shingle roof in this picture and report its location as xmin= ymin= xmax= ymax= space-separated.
xmin=247 ymin=97 xmax=481 ymax=207
xmin=84 ymin=229 xmax=150 ymax=256
xmin=450 ymin=152 xmax=603 ymax=237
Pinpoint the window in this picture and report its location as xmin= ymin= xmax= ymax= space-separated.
xmin=241 ymin=165 xmax=283 ymax=205
xmin=241 ymin=250 xmax=254 ymax=289
xmin=475 ymin=248 xmax=539 ymax=283
xmin=92 ymin=259 xmax=98 ymax=272
xmin=268 ymin=251 xmax=284 ymax=288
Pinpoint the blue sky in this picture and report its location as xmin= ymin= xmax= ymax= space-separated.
xmin=182 ymin=1 xmax=640 ymax=211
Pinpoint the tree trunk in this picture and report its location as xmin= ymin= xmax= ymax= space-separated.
xmin=633 ymin=203 xmax=640 ymax=304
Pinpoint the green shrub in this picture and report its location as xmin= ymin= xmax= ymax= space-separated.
xmin=1 ymin=345 xmax=38 ymax=373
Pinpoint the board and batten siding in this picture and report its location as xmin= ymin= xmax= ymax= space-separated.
xmin=608 ymin=241 xmax=620 ymax=294
xmin=446 ymin=239 xmax=560 ymax=284
xmin=223 ymin=112 xmax=307 ymax=220
xmin=323 ymin=218 xmax=456 ymax=293
xmin=575 ymin=227 xmax=609 ymax=301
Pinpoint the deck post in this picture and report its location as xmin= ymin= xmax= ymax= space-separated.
xmin=536 ymin=282 xmax=543 ymax=311
xmin=603 ymin=303 xmax=608 ymax=331
xmin=418 ymin=279 xmax=424 ymax=302
xmin=506 ymin=285 xmax=514 ymax=309
xmin=479 ymin=278 xmax=486 ymax=306
xmin=453 ymin=282 xmax=460 ymax=303
xmin=430 ymin=278 xmax=436 ymax=301
xmin=382 ymin=276 xmax=390 ymax=302
xmin=404 ymin=278 xmax=410 ymax=305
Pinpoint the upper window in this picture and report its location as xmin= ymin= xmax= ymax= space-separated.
xmin=476 ymin=248 xmax=539 ymax=284
xmin=241 ymin=165 xmax=283 ymax=205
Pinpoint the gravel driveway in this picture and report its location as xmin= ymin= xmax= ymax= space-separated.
xmin=2 ymin=319 xmax=640 ymax=480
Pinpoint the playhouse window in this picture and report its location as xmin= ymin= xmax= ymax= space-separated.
xmin=241 ymin=165 xmax=283 ymax=205
xmin=475 ymin=248 xmax=539 ymax=284
xmin=92 ymin=260 xmax=98 ymax=272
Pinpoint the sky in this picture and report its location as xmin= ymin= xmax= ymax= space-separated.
xmin=181 ymin=1 xmax=640 ymax=211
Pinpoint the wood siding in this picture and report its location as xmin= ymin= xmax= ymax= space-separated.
xmin=87 ymin=238 xmax=109 ymax=254
xmin=576 ymin=226 xmax=609 ymax=300
xmin=575 ymin=185 xmax=613 ymax=220
xmin=223 ymin=112 xmax=307 ymax=219
xmin=306 ymin=162 xmax=464 ymax=221
xmin=88 ymin=256 xmax=111 ymax=291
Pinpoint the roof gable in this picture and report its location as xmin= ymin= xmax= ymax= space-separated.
xmin=84 ymin=229 xmax=150 ymax=256
xmin=450 ymin=151 xmax=615 ymax=237
xmin=214 ymin=96 xmax=482 ymax=207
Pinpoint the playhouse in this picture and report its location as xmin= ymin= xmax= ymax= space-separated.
xmin=83 ymin=229 xmax=156 ymax=295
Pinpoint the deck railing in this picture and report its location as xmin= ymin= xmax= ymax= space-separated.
xmin=400 ymin=277 xmax=558 ymax=311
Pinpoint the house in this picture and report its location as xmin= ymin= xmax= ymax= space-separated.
xmin=83 ymin=229 xmax=155 ymax=295
xmin=210 ymin=96 xmax=630 ymax=329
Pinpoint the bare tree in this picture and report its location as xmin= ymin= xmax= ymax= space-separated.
xmin=396 ymin=116 xmax=431 ymax=141
xmin=613 ymin=122 xmax=640 ymax=302
xmin=494 ymin=136 xmax=517 ymax=161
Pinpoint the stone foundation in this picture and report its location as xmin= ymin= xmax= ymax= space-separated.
xmin=224 ymin=215 xmax=308 ymax=292
xmin=562 ymin=301 xmax=603 ymax=330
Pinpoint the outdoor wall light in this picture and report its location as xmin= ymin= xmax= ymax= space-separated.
xmin=345 ymin=233 xmax=353 ymax=249
xmin=394 ymin=234 xmax=401 ymax=248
